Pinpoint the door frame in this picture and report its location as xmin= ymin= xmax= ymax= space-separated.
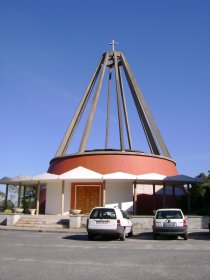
xmin=70 ymin=182 xmax=104 ymax=212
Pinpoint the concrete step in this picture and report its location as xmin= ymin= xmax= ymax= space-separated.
xmin=15 ymin=215 xmax=69 ymax=229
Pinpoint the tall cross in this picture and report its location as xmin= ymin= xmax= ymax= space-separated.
xmin=109 ymin=39 xmax=118 ymax=51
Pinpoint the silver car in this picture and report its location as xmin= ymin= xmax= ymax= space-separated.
xmin=152 ymin=208 xmax=188 ymax=240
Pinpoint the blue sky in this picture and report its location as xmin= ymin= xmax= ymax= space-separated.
xmin=0 ymin=0 xmax=210 ymax=189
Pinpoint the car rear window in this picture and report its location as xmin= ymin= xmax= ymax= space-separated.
xmin=90 ymin=208 xmax=116 ymax=219
xmin=156 ymin=210 xmax=183 ymax=219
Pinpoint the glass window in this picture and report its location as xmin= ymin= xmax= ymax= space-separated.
xmin=156 ymin=210 xmax=183 ymax=219
xmin=90 ymin=208 xmax=116 ymax=219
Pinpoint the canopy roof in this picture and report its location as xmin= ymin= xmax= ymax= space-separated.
xmin=32 ymin=172 xmax=59 ymax=182
xmin=136 ymin=173 xmax=166 ymax=185
xmin=0 ymin=169 xmax=203 ymax=185
xmin=103 ymin=172 xmax=136 ymax=180
xmin=59 ymin=166 xmax=103 ymax=180
xmin=0 ymin=176 xmax=13 ymax=184
xmin=164 ymin=174 xmax=204 ymax=184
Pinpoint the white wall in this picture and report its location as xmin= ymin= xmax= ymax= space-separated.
xmin=45 ymin=181 xmax=62 ymax=215
xmin=45 ymin=181 xmax=70 ymax=215
xmin=105 ymin=180 xmax=133 ymax=213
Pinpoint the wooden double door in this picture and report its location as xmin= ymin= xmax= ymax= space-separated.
xmin=71 ymin=182 xmax=103 ymax=214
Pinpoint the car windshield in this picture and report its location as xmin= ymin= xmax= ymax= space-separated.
xmin=156 ymin=210 xmax=183 ymax=219
xmin=90 ymin=208 xmax=116 ymax=219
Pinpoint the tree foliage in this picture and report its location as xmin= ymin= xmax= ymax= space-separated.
xmin=191 ymin=172 xmax=210 ymax=214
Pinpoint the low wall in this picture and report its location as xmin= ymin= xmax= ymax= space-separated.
xmin=69 ymin=215 xmax=209 ymax=230
xmin=132 ymin=215 xmax=209 ymax=230
xmin=1 ymin=213 xmax=209 ymax=230
xmin=0 ymin=214 xmax=22 ymax=226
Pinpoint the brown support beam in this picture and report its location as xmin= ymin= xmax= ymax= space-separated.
xmin=187 ymin=184 xmax=191 ymax=212
xmin=172 ymin=185 xmax=176 ymax=207
xmin=103 ymin=181 xmax=106 ymax=206
xmin=152 ymin=184 xmax=156 ymax=211
xmin=5 ymin=184 xmax=9 ymax=210
xmin=61 ymin=180 xmax=65 ymax=215
xmin=133 ymin=181 xmax=137 ymax=215
xmin=163 ymin=183 xmax=166 ymax=208
xmin=36 ymin=182 xmax=40 ymax=215
xmin=18 ymin=185 xmax=22 ymax=207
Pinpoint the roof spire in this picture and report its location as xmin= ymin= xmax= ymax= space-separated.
xmin=109 ymin=39 xmax=118 ymax=51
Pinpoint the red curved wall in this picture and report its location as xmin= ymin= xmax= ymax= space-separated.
xmin=48 ymin=153 xmax=178 ymax=176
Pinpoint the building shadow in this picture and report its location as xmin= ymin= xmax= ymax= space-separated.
xmin=131 ymin=232 xmax=153 ymax=240
xmin=62 ymin=234 xmax=118 ymax=242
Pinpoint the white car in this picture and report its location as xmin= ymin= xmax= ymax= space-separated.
xmin=152 ymin=208 xmax=188 ymax=240
xmin=86 ymin=207 xmax=133 ymax=241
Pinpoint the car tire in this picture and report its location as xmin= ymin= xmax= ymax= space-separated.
xmin=119 ymin=229 xmax=126 ymax=241
xmin=153 ymin=233 xmax=157 ymax=240
xmin=88 ymin=233 xmax=94 ymax=241
xmin=183 ymin=233 xmax=188 ymax=240
xmin=128 ymin=227 xmax=133 ymax=238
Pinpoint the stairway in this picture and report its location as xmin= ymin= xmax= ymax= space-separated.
xmin=15 ymin=215 xmax=69 ymax=229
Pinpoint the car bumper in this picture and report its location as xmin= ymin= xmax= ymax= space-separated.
xmin=153 ymin=226 xmax=187 ymax=235
xmin=87 ymin=226 xmax=124 ymax=236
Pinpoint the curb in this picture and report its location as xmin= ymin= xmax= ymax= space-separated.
xmin=0 ymin=225 xmax=209 ymax=235
xmin=0 ymin=225 xmax=87 ymax=234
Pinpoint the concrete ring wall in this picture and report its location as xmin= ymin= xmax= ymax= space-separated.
xmin=48 ymin=152 xmax=178 ymax=176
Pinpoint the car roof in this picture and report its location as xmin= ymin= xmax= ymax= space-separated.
xmin=156 ymin=208 xmax=183 ymax=211
xmin=91 ymin=207 xmax=120 ymax=210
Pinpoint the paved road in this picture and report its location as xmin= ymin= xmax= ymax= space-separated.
xmin=0 ymin=230 xmax=210 ymax=280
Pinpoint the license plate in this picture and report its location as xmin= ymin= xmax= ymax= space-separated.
xmin=95 ymin=220 xmax=110 ymax=224
xmin=163 ymin=222 xmax=176 ymax=227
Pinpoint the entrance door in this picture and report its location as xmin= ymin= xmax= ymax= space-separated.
xmin=71 ymin=183 xmax=103 ymax=214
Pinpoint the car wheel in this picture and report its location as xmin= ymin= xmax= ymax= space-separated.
xmin=128 ymin=227 xmax=133 ymax=237
xmin=183 ymin=233 xmax=188 ymax=240
xmin=88 ymin=233 xmax=94 ymax=241
xmin=153 ymin=233 xmax=157 ymax=240
xmin=119 ymin=229 xmax=126 ymax=241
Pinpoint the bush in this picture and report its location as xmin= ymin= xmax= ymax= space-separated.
xmin=4 ymin=209 xmax=12 ymax=214
xmin=0 ymin=200 xmax=15 ymax=212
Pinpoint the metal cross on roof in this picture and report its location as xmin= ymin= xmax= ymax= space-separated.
xmin=109 ymin=39 xmax=118 ymax=51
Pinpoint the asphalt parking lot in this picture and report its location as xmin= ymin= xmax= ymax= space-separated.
xmin=0 ymin=230 xmax=210 ymax=280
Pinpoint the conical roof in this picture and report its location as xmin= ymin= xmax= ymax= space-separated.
xmin=55 ymin=42 xmax=170 ymax=159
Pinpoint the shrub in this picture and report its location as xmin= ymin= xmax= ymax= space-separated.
xmin=4 ymin=209 xmax=13 ymax=214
